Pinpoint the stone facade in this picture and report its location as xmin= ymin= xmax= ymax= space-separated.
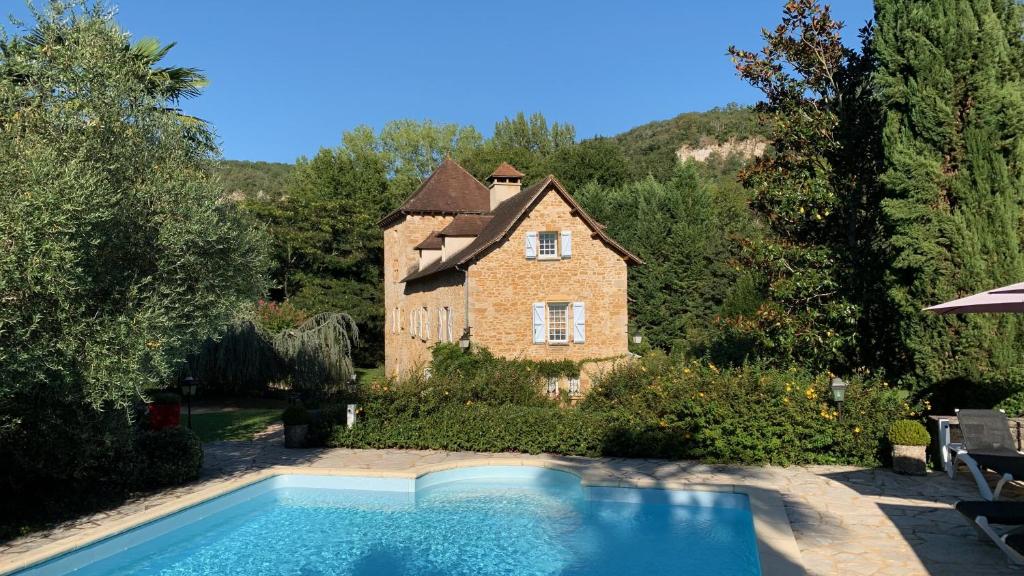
xmin=383 ymin=172 xmax=634 ymax=394
xmin=467 ymin=189 xmax=630 ymax=392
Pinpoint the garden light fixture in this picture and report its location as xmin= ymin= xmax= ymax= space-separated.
xmin=830 ymin=376 xmax=848 ymax=418
xmin=181 ymin=376 xmax=198 ymax=429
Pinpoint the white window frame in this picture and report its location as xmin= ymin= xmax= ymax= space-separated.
xmin=538 ymin=231 xmax=559 ymax=260
xmin=547 ymin=376 xmax=559 ymax=396
xmin=568 ymin=377 xmax=581 ymax=397
xmin=547 ymin=303 xmax=569 ymax=344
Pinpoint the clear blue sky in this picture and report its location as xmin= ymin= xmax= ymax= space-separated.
xmin=7 ymin=1 xmax=874 ymax=162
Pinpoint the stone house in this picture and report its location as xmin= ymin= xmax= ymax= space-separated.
xmin=379 ymin=159 xmax=642 ymax=395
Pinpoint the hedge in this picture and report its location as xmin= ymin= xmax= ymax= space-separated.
xmin=331 ymin=347 xmax=914 ymax=466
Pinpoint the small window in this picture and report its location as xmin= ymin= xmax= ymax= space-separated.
xmin=547 ymin=376 xmax=559 ymax=396
xmin=548 ymin=303 xmax=568 ymax=344
xmin=569 ymin=377 xmax=581 ymax=397
xmin=538 ymin=231 xmax=558 ymax=259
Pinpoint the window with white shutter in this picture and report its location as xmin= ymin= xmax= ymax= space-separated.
xmin=437 ymin=308 xmax=443 ymax=341
xmin=547 ymin=377 xmax=559 ymax=396
xmin=538 ymin=232 xmax=558 ymax=259
xmin=532 ymin=302 xmax=546 ymax=343
xmin=548 ymin=303 xmax=568 ymax=343
xmin=569 ymin=377 xmax=581 ymax=396
xmin=446 ymin=306 xmax=454 ymax=342
xmin=525 ymin=231 xmax=538 ymax=259
xmin=422 ymin=307 xmax=429 ymax=341
xmin=572 ymin=302 xmax=586 ymax=343
xmin=561 ymin=230 xmax=572 ymax=258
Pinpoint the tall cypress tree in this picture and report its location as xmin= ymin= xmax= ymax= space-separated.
xmin=873 ymin=0 xmax=1024 ymax=392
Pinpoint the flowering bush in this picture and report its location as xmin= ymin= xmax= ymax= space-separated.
xmin=332 ymin=347 xmax=910 ymax=466
xmin=254 ymin=300 xmax=308 ymax=333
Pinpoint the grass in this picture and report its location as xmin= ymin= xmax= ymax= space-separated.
xmin=190 ymin=409 xmax=281 ymax=442
xmin=357 ymin=366 xmax=384 ymax=386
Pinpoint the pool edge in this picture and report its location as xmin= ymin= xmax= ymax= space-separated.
xmin=0 ymin=460 xmax=804 ymax=576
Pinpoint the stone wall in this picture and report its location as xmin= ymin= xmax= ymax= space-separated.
xmin=383 ymin=214 xmax=457 ymax=378
xmin=468 ymin=188 xmax=631 ymax=392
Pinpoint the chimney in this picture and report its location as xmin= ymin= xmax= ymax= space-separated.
xmin=486 ymin=162 xmax=524 ymax=210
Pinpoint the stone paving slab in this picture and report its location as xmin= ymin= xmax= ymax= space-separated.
xmin=2 ymin=425 xmax=1023 ymax=576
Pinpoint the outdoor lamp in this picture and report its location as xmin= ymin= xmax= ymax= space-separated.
xmin=459 ymin=328 xmax=472 ymax=350
xmin=830 ymin=377 xmax=848 ymax=403
xmin=632 ymin=334 xmax=643 ymax=345
xmin=181 ymin=376 xmax=198 ymax=429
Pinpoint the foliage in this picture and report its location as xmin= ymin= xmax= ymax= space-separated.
xmin=333 ymin=348 xmax=908 ymax=466
xmin=576 ymin=165 xmax=760 ymax=356
xmin=724 ymin=0 xmax=878 ymax=372
xmin=281 ymin=405 xmax=311 ymax=426
xmin=134 ymin=427 xmax=204 ymax=489
xmin=215 ymin=160 xmax=293 ymax=201
xmin=0 ymin=1 xmax=265 ymax=534
xmin=254 ymin=299 xmax=308 ymax=333
xmin=333 ymin=403 xmax=609 ymax=456
xmin=887 ymin=420 xmax=929 ymax=447
xmin=190 ymin=409 xmax=281 ymax=442
xmin=611 ymin=104 xmax=765 ymax=181
xmin=872 ymin=0 xmax=1024 ymax=393
xmin=151 ymin=391 xmax=181 ymax=405
xmin=188 ymin=311 xmax=358 ymax=399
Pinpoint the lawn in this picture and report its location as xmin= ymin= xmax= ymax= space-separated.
xmin=357 ymin=366 xmax=384 ymax=386
xmin=190 ymin=409 xmax=281 ymax=442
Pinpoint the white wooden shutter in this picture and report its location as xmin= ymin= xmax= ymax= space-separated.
xmin=423 ymin=308 xmax=430 ymax=340
xmin=437 ymin=308 xmax=443 ymax=341
xmin=446 ymin=307 xmax=454 ymax=341
xmin=409 ymin=310 xmax=415 ymax=338
xmin=525 ymin=231 xmax=538 ymax=259
xmin=572 ymin=302 xmax=585 ymax=343
xmin=532 ymin=302 xmax=546 ymax=343
xmin=561 ymin=230 xmax=572 ymax=258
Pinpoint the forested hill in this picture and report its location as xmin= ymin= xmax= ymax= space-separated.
xmin=215 ymin=160 xmax=292 ymax=200
xmin=611 ymin=104 xmax=766 ymax=180
xmin=214 ymin=105 xmax=766 ymax=197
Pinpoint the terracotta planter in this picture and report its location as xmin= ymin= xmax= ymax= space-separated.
xmin=284 ymin=424 xmax=308 ymax=448
xmin=892 ymin=444 xmax=927 ymax=475
xmin=148 ymin=402 xmax=181 ymax=430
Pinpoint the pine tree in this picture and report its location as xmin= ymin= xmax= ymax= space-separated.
xmin=873 ymin=0 xmax=1024 ymax=392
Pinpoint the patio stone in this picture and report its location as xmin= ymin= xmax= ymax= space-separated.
xmin=4 ymin=430 xmax=1024 ymax=576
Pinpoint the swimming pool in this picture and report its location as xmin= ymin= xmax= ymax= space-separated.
xmin=14 ymin=467 xmax=761 ymax=575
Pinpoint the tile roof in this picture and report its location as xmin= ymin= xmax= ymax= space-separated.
xmin=413 ymin=232 xmax=443 ymax=250
xmin=488 ymin=162 xmax=525 ymax=179
xmin=378 ymin=158 xmax=490 ymax=227
xmin=439 ymin=214 xmax=494 ymax=237
xmin=403 ymin=176 xmax=642 ymax=282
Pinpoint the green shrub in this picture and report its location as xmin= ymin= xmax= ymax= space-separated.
xmin=306 ymin=404 xmax=349 ymax=447
xmin=888 ymin=420 xmax=930 ymax=446
xmin=151 ymin=391 xmax=181 ymax=405
xmin=281 ymin=406 xmax=311 ymax=426
xmin=134 ymin=428 xmax=203 ymax=489
xmin=333 ymin=404 xmax=609 ymax=456
xmin=334 ymin=350 xmax=909 ymax=466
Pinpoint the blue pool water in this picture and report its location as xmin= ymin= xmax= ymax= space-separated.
xmin=17 ymin=468 xmax=760 ymax=576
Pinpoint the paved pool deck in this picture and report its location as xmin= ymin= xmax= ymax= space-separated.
xmin=2 ymin=424 xmax=1022 ymax=576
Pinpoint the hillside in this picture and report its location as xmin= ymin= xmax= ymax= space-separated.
xmin=215 ymin=160 xmax=292 ymax=201
xmin=611 ymin=104 xmax=766 ymax=180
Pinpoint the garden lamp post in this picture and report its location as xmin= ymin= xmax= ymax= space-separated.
xmin=830 ymin=376 xmax=848 ymax=419
xmin=632 ymin=334 xmax=643 ymax=345
xmin=181 ymin=376 xmax=198 ymax=429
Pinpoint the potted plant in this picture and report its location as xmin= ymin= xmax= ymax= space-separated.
xmin=282 ymin=406 xmax=311 ymax=448
xmin=889 ymin=420 xmax=930 ymax=475
xmin=148 ymin=390 xmax=181 ymax=430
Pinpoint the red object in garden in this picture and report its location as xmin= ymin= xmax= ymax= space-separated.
xmin=148 ymin=402 xmax=181 ymax=430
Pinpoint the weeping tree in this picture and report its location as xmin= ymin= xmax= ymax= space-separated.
xmin=275 ymin=312 xmax=360 ymax=399
xmin=191 ymin=311 xmax=359 ymax=400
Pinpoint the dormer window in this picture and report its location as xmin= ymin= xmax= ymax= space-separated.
xmin=538 ymin=232 xmax=558 ymax=259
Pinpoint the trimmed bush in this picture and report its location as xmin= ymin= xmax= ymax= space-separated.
xmin=134 ymin=428 xmax=203 ymax=489
xmin=281 ymin=406 xmax=311 ymax=426
xmin=888 ymin=420 xmax=930 ymax=446
xmin=331 ymin=347 xmax=911 ymax=466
